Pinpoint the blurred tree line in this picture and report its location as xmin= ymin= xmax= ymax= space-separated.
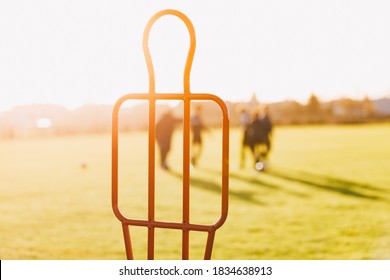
xmin=263 ymin=93 xmax=382 ymax=125
xmin=0 ymin=94 xmax=389 ymax=138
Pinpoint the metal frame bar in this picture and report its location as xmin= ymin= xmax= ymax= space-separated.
xmin=112 ymin=9 xmax=229 ymax=260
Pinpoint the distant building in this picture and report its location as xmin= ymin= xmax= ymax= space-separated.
xmin=373 ymin=98 xmax=390 ymax=116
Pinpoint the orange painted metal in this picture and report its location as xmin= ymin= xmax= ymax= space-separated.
xmin=112 ymin=9 xmax=229 ymax=260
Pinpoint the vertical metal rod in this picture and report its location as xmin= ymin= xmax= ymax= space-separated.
xmin=111 ymin=105 xmax=119 ymax=217
xmin=182 ymin=98 xmax=191 ymax=260
xmin=122 ymin=224 xmax=134 ymax=260
xmin=221 ymin=115 xmax=230 ymax=221
xmin=148 ymin=97 xmax=156 ymax=260
xmin=204 ymin=231 xmax=216 ymax=260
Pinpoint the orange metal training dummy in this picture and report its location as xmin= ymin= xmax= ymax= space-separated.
xmin=111 ymin=9 xmax=229 ymax=260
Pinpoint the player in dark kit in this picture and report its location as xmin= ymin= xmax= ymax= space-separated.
xmin=155 ymin=110 xmax=181 ymax=170
xmin=190 ymin=105 xmax=208 ymax=166
xmin=246 ymin=106 xmax=273 ymax=171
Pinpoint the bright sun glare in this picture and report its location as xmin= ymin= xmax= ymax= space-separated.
xmin=35 ymin=118 xmax=53 ymax=129
xmin=0 ymin=0 xmax=389 ymax=112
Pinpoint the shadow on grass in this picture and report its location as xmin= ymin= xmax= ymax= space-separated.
xmin=266 ymin=168 xmax=385 ymax=201
xmin=229 ymin=171 xmax=310 ymax=198
xmin=199 ymin=166 xmax=387 ymax=201
xmin=169 ymin=170 xmax=265 ymax=206
xmin=199 ymin=167 xmax=309 ymax=199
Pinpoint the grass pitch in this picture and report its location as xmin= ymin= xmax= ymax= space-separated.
xmin=0 ymin=124 xmax=390 ymax=259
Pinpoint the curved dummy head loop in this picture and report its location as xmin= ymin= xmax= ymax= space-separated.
xmin=143 ymin=9 xmax=196 ymax=94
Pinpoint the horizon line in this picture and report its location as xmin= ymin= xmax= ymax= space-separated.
xmin=1 ymin=94 xmax=390 ymax=114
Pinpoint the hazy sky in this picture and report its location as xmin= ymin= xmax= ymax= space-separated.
xmin=1 ymin=0 xmax=390 ymax=112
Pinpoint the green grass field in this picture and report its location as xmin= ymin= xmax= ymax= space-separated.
xmin=1 ymin=124 xmax=390 ymax=260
